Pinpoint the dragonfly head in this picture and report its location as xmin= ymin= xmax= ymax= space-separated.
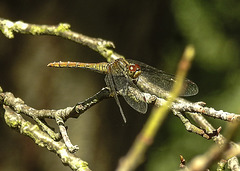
xmin=128 ymin=64 xmax=141 ymax=79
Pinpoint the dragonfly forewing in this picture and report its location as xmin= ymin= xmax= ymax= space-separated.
xmin=127 ymin=59 xmax=199 ymax=97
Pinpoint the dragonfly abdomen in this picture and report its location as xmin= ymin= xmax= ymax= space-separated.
xmin=47 ymin=61 xmax=109 ymax=74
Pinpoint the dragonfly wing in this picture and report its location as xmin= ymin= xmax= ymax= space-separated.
xmin=124 ymin=85 xmax=148 ymax=114
xmin=127 ymin=59 xmax=198 ymax=96
xmin=113 ymin=75 xmax=148 ymax=114
xmin=105 ymin=74 xmax=127 ymax=122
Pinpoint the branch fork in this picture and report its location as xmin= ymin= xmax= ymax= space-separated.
xmin=1 ymin=18 xmax=240 ymax=171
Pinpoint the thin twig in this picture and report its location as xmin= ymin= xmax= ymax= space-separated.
xmin=173 ymin=110 xmax=220 ymax=139
xmin=173 ymin=100 xmax=240 ymax=122
xmin=0 ymin=87 xmax=111 ymax=151
xmin=1 ymin=18 xmax=240 ymax=170
xmin=3 ymin=105 xmax=91 ymax=171
xmin=0 ymin=18 xmax=122 ymax=62
xmin=184 ymin=120 xmax=240 ymax=170
xmin=55 ymin=113 xmax=79 ymax=153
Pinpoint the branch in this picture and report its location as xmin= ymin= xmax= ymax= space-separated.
xmin=1 ymin=18 xmax=240 ymax=170
xmin=3 ymin=105 xmax=91 ymax=171
xmin=0 ymin=86 xmax=110 ymax=170
xmin=0 ymin=18 xmax=122 ymax=62
xmin=0 ymin=87 xmax=110 ymax=149
xmin=182 ymin=121 xmax=240 ymax=171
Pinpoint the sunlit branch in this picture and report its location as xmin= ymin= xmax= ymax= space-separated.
xmin=0 ymin=18 xmax=240 ymax=171
xmin=3 ymin=105 xmax=91 ymax=171
xmin=0 ymin=18 xmax=123 ymax=62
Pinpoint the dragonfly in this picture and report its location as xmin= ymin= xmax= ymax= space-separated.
xmin=47 ymin=58 xmax=198 ymax=122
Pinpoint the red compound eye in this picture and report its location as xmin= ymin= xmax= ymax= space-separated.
xmin=129 ymin=64 xmax=141 ymax=72
xmin=128 ymin=64 xmax=141 ymax=79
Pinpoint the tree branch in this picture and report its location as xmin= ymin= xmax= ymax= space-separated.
xmin=3 ymin=105 xmax=91 ymax=171
xmin=0 ymin=18 xmax=122 ymax=62
xmin=1 ymin=18 xmax=240 ymax=170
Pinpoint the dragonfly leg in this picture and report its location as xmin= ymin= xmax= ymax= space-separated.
xmin=105 ymin=73 xmax=127 ymax=123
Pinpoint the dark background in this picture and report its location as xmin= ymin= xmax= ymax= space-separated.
xmin=0 ymin=1 xmax=240 ymax=171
